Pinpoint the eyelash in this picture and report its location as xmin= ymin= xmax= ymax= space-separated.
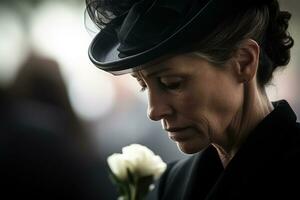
xmin=162 ymin=81 xmax=181 ymax=90
xmin=139 ymin=79 xmax=182 ymax=92
xmin=137 ymin=79 xmax=147 ymax=92
xmin=139 ymin=86 xmax=147 ymax=92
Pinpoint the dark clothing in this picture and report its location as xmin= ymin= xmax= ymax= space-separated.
xmin=158 ymin=100 xmax=300 ymax=200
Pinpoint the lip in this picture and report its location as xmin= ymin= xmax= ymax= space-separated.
xmin=165 ymin=127 xmax=191 ymax=142
xmin=165 ymin=127 xmax=188 ymax=132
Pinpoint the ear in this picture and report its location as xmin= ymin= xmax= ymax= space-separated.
xmin=232 ymin=39 xmax=260 ymax=83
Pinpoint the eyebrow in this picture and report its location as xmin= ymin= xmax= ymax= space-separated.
xmin=131 ymin=70 xmax=141 ymax=77
xmin=147 ymin=67 xmax=172 ymax=77
xmin=131 ymin=67 xmax=172 ymax=79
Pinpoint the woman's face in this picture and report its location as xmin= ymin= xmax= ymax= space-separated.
xmin=132 ymin=53 xmax=243 ymax=154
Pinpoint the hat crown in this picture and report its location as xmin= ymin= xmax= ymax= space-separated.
xmin=88 ymin=0 xmax=276 ymax=73
xmin=113 ymin=0 xmax=273 ymax=57
xmin=117 ymin=0 xmax=203 ymax=57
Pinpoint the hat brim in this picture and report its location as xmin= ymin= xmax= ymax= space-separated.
xmin=88 ymin=0 xmax=237 ymax=75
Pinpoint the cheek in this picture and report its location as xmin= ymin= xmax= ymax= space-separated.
xmin=210 ymin=80 xmax=242 ymax=112
xmin=204 ymin=76 xmax=243 ymax=135
xmin=177 ymin=75 xmax=243 ymax=135
xmin=176 ymin=91 xmax=211 ymax=137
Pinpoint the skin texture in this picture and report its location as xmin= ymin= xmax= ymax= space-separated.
xmin=132 ymin=39 xmax=274 ymax=167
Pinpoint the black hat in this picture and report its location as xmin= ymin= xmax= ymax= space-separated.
xmin=87 ymin=0 xmax=272 ymax=75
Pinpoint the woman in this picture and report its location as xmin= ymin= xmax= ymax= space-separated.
xmin=86 ymin=0 xmax=299 ymax=199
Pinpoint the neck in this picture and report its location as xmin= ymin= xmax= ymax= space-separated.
xmin=213 ymin=81 xmax=274 ymax=168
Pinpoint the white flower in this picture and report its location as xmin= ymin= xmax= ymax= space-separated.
xmin=122 ymin=144 xmax=167 ymax=180
xmin=107 ymin=144 xmax=167 ymax=181
xmin=107 ymin=153 xmax=134 ymax=181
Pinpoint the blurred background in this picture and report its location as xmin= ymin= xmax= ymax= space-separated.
xmin=0 ymin=0 xmax=299 ymax=199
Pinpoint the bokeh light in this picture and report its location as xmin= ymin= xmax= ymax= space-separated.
xmin=68 ymin=67 xmax=116 ymax=121
xmin=0 ymin=5 xmax=29 ymax=86
xmin=28 ymin=1 xmax=117 ymax=121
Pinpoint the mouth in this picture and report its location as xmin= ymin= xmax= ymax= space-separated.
xmin=165 ymin=127 xmax=192 ymax=142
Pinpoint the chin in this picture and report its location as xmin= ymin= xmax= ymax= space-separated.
xmin=176 ymin=141 xmax=208 ymax=154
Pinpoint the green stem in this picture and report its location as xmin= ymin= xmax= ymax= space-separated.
xmin=130 ymin=184 xmax=136 ymax=200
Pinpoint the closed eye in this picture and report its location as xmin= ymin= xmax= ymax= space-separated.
xmin=159 ymin=76 xmax=184 ymax=91
xmin=161 ymin=81 xmax=181 ymax=90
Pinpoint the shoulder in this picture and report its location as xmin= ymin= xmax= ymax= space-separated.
xmin=269 ymin=122 xmax=300 ymax=198
xmin=282 ymin=120 xmax=300 ymax=153
xmin=271 ymin=121 xmax=300 ymax=184
xmin=281 ymin=121 xmax=300 ymax=161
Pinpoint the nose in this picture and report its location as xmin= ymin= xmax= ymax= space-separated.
xmin=147 ymin=91 xmax=173 ymax=121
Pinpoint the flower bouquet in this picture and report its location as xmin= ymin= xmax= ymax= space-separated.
xmin=107 ymin=144 xmax=167 ymax=200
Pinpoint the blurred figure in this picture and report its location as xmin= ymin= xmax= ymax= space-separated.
xmin=8 ymin=54 xmax=83 ymax=143
xmin=0 ymin=55 xmax=115 ymax=199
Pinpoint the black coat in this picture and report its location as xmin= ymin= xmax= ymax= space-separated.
xmin=158 ymin=100 xmax=300 ymax=200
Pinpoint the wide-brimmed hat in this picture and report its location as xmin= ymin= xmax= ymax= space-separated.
xmin=87 ymin=0 xmax=272 ymax=75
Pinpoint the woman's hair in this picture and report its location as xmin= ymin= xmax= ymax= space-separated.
xmin=86 ymin=0 xmax=294 ymax=87
xmin=190 ymin=0 xmax=294 ymax=87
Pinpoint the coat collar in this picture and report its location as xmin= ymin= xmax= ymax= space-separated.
xmin=182 ymin=145 xmax=223 ymax=200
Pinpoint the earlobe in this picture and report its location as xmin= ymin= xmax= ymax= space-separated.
xmin=234 ymin=39 xmax=260 ymax=83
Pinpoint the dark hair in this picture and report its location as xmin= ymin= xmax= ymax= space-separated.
xmin=86 ymin=0 xmax=294 ymax=87
xmin=189 ymin=0 xmax=294 ymax=87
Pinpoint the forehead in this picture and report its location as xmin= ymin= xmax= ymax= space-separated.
xmin=131 ymin=53 xmax=200 ymax=78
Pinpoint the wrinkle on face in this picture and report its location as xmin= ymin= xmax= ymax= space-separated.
xmin=130 ymin=52 xmax=269 ymax=159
